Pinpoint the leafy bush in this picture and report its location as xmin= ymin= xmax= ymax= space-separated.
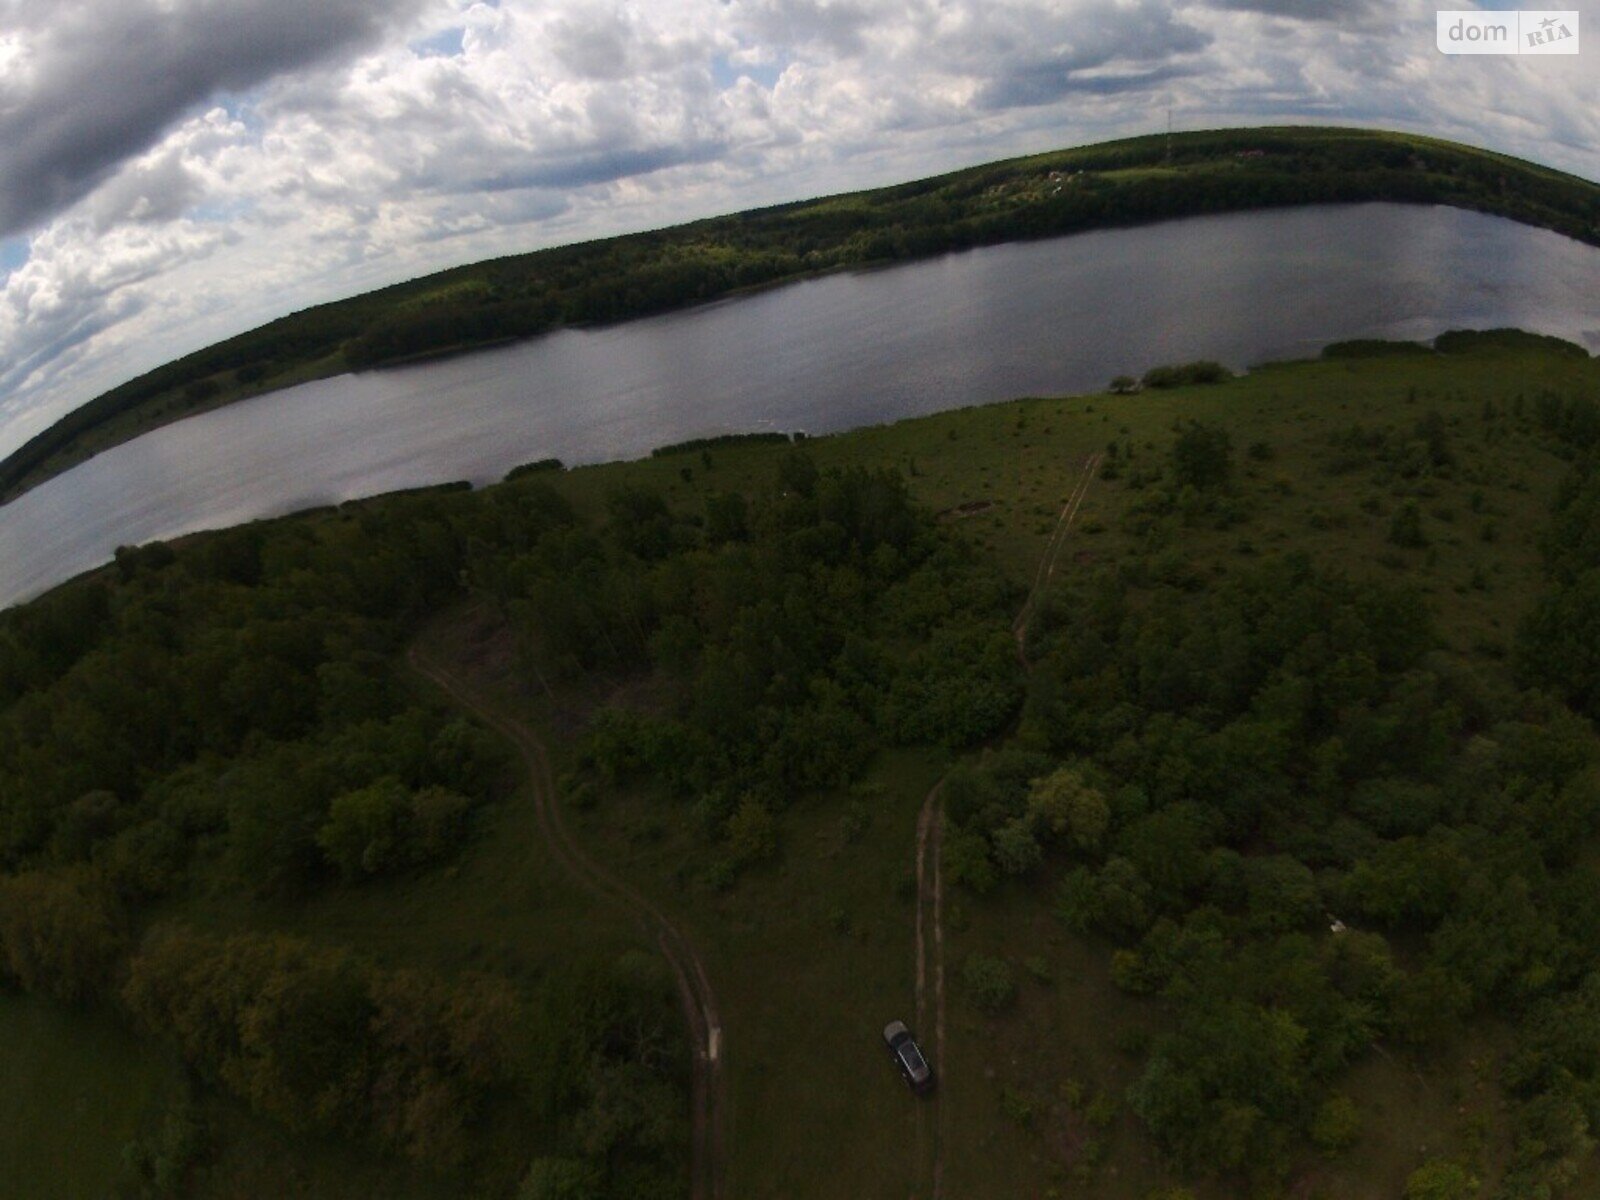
xmin=1310 ymin=1094 xmax=1362 ymax=1156
xmin=962 ymin=953 xmax=1016 ymax=1014
xmin=518 ymin=1158 xmax=604 ymax=1200
xmin=1322 ymin=339 xmax=1431 ymax=359
xmin=1168 ymin=422 xmax=1233 ymax=491
xmin=1388 ymin=501 xmax=1427 ymax=548
xmin=0 ymin=868 xmax=128 ymax=1005
xmin=122 ymin=927 xmax=518 ymax=1163
xmin=1403 ymin=1159 xmax=1480 ymax=1200
xmin=1141 ymin=361 xmax=1232 ymax=389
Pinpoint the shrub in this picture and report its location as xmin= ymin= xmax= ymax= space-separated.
xmin=503 ymin=458 xmax=565 ymax=481
xmin=518 ymin=1156 xmax=604 ymax=1200
xmin=1000 ymin=1086 xmax=1036 ymax=1127
xmin=0 ymin=868 xmax=129 ymax=1005
xmin=992 ymin=818 xmax=1042 ymax=876
xmin=411 ymin=786 xmax=474 ymax=861
xmin=1323 ymin=339 xmax=1432 ymax=359
xmin=1141 ymin=361 xmax=1231 ymax=389
xmin=317 ymin=778 xmax=414 ymax=879
xmin=944 ymin=828 xmax=998 ymax=895
xmin=1389 ymin=501 xmax=1427 ymax=548
xmin=726 ymin=797 xmax=778 ymax=867
xmin=1169 ymin=422 xmax=1233 ymax=492
xmin=1311 ymin=1094 xmax=1362 ymax=1155
xmin=1404 ymin=1159 xmax=1480 ymax=1200
xmin=962 ymin=953 xmax=1016 ymax=1014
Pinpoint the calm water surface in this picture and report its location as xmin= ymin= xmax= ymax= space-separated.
xmin=4 ymin=203 xmax=1599 ymax=609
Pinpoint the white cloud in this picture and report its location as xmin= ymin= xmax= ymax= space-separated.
xmin=0 ymin=0 xmax=1595 ymax=461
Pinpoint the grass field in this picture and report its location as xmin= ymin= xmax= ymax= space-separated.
xmin=5 ymin=338 xmax=1597 ymax=1197
xmin=0 ymin=994 xmax=183 ymax=1200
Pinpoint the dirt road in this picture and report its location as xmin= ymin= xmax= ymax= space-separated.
xmin=914 ymin=779 xmax=947 ymax=1198
xmin=1014 ymin=453 xmax=1102 ymax=660
xmin=914 ymin=451 xmax=1100 ymax=1196
xmin=410 ymin=646 xmax=726 ymax=1200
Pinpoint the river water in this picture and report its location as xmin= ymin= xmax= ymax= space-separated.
xmin=3 ymin=202 xmax=1599 ymax=610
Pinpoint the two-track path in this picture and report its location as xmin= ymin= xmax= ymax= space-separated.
xmin=1014 ymin=453 xmax=1103 ymax=660
xmin=410 ymin=644 xmax=725 ymax=1200
xmin=912 ymin=452 xmax=1100 ymax=1198
xmin=913 ymin=778 xmax=948 ymax=1199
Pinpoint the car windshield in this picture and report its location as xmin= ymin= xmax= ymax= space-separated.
xmin=899 ymin=1043 xmax=927 ymax=1073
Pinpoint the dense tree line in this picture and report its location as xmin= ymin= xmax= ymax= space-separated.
xmin=473 ymin=450 xmax=1022 ymax=881
xmin=0 ymin=478 xmax=706 ymax=1192
xmin=0 ymin=490 xmax=502 ymax=894
xmin=1519 ymin=393 xmax=1600 ymax=721
xmin=7 ymin=127 xmax=1597 ymax=501
xmin=0 ymin=445 xmax=1016 ymax=1189
xmin=122 ymin=927 xmax=519 ymax=1164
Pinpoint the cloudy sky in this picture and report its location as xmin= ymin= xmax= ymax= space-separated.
xmin=1 ymin=0 xmax=1595 ymax=459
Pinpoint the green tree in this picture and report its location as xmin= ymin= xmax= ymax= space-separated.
xmin=1403 ymin=1159 xmax=1479 ymax=1200
xmin=317 ymin=778 xmax=414 ymax=879
xmin=410 ymin=786 xmax=473 ymax=862
xmin=726 ymin=797 xmax=777 ymax=867
xmin=705 ymin=491 xmax=749 ymax=544
xmin=1129 ymin=1000 xmax=1307 ymax=1174
xmin=992 ymin=818 xmax=1042 ymax=876
xmin=1169 ymin=422 xmax=1233 ymax=491
xmin=1518 ymin=569 xmax=1600 ymax=718
xmin=0 ymin=868 xmax=127 ymax=1005
xmin=1389 ymin=501 xmax=1427 ymax=548
xmin=518 ymin=1158 xmax=604 ymax=1200
xmin=962 ymin=953 xmax=1016 ymax=1014
xmin=1311 ymin=1094 xmax=1362 ymax=1156
xmin=1026 ymin=765 xmax=1109 ymax=852
xmin=944 ymin=828 xmax=997 ymax=895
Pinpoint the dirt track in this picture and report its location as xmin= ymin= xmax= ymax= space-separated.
xmin=410 ymin=646 xmax=725 ymax=1200
xmin=1014 ymin=453 xmax=1103 ymax=659
xmin=914 ymin=779 xmax=947 ymax=1198
xmin=914 ymin=451 xmax=1100 ymax=1196
xmin=412 ymin=452 xmax=1101 ymax=1200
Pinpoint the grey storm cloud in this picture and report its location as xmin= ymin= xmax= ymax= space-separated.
xmin=737 ymin=0 xmax=877 ymax=58
xmin=965 ymin=1 xmax=1212 ymax=112
xmin=1207 ymin=0 xmax=1373 ymax=20
xmin=979 ymin=63 xmax=1195 ymax=111
xmin=0 ymin=0 xmax=424 ymax=239
xmin=464 ymin=142 xmax=734 ymax=194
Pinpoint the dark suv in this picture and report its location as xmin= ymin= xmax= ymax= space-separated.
xmin=883 ymin=1020 xmax=935 ymax=1094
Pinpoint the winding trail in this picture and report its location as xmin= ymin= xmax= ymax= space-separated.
xmin=410 ymin=644 xmax=725 ymax=1200
xmin=913 ymin=451 xmax=1100 ymax=1197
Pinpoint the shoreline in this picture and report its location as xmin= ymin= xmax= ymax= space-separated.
xmin=5 ymin=124 xmax=1597 ymax=506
